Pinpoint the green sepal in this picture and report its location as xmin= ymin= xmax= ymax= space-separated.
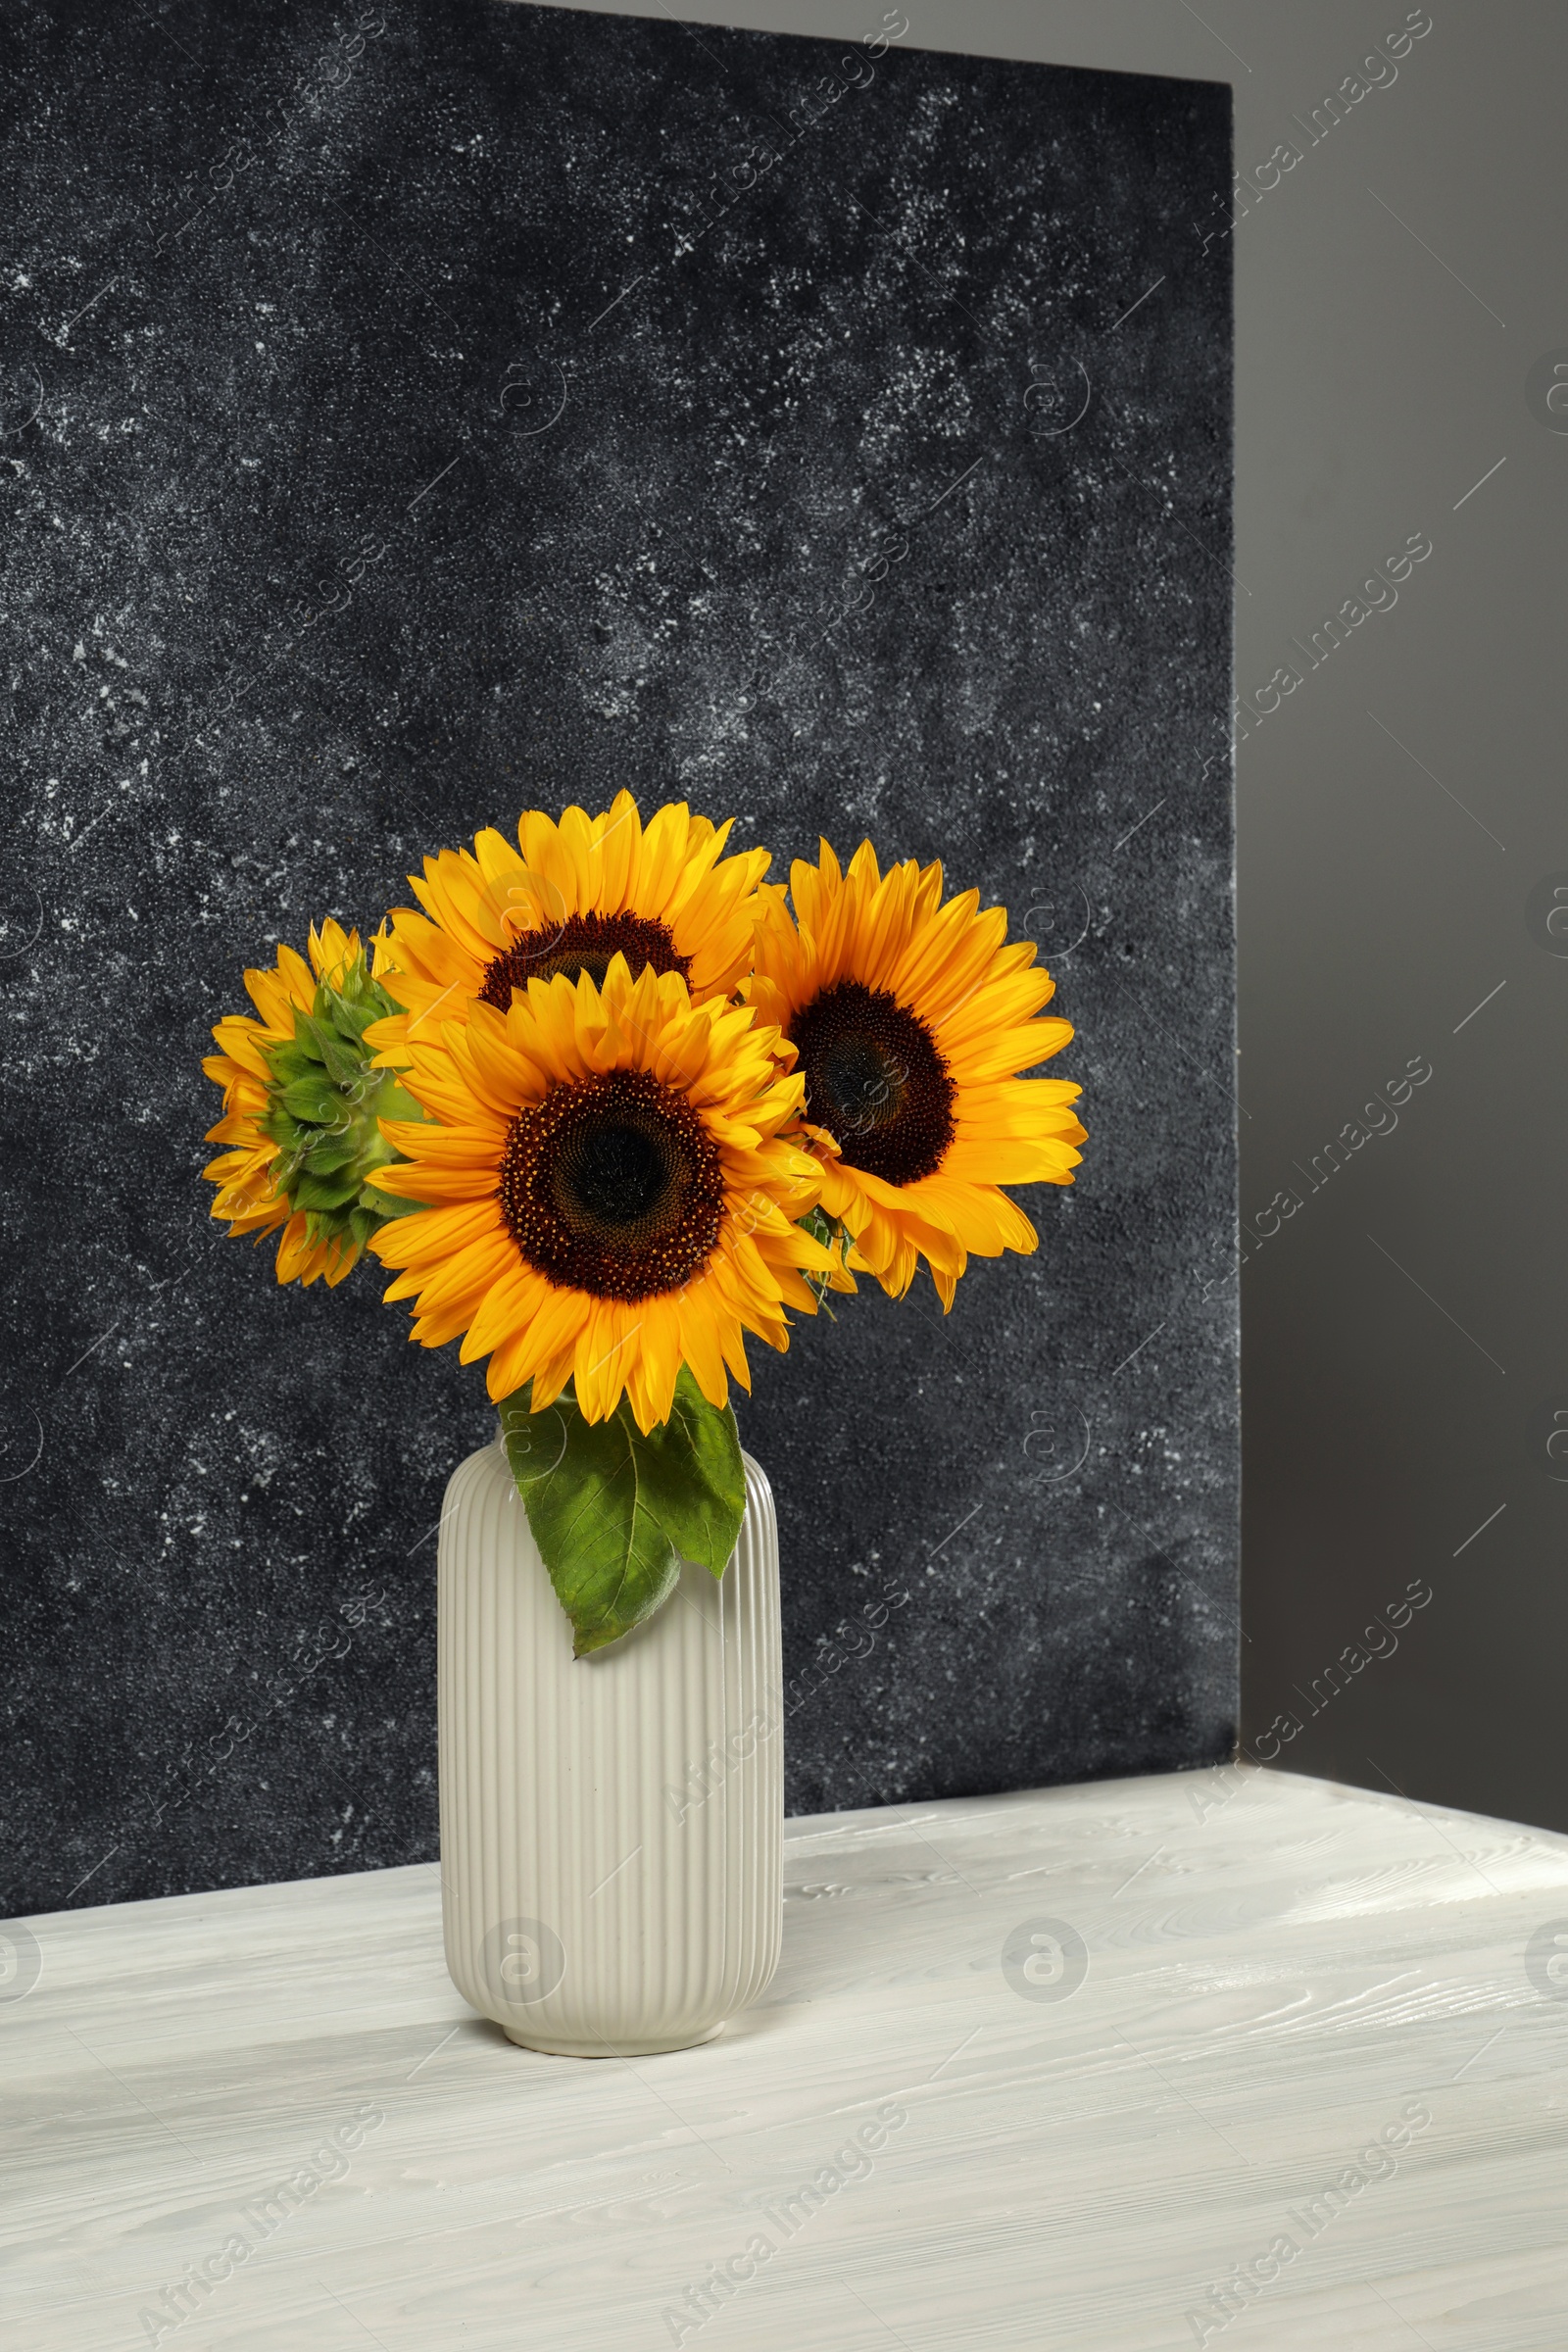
xmin=499 ymin=1369 xmax=747 ymax=1657
xmin=800 ymin=1203 xmax=853 ymax=1318
xmin=300 ymin=1134 xmax=361 ymax=1176
xmin=275 ymin=1076 xmax=339 ymax=1124
xmin=361 ymin=1178 xmax=422 ymax=1219
xmin=291 ymin=1165 xmax=365 ymax=1212
xmin=309 ymin=1020 xmax=368 ymax=1089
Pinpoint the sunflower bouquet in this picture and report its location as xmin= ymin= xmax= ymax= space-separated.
xmin=204 ymin=797 xmax=1086 ymax=1653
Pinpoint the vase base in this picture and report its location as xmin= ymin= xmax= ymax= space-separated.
xmin=502 ymin=2020 xmax=727 ymax=2058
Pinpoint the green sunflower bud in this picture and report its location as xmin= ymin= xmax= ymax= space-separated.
xmin=259 ymin=946 xmax=426 ymax=1262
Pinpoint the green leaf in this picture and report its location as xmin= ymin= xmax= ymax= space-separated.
xmin=499 ymin=1370 xmax=747 ymax=1657
xmin=655 ymin=1370 xmax=748 ymax=1577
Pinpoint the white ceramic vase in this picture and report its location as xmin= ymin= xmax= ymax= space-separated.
xmin=437 ymin=1431 xmax=783 ymax=2056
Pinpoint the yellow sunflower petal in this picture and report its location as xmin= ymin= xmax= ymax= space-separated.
xmin=368 ymin=957 xmax=826 ymax=1423
xmin=750 ymin=842 xmax=1086 ymax=1301
xmin=373 ymin=794 xmax=771 ymax=1076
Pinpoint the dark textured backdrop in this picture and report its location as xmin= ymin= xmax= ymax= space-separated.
xmin=0 ymin=0 xmax=1235 ymax=1916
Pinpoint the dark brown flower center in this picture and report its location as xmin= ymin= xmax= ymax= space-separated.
xmin=478 ymin=911 xmax=689 ymax=1010
xmin=793 ymin=979 xmax=956 ymax=1186
xmin=497 ymin=1067 xmax=724 ymax=1299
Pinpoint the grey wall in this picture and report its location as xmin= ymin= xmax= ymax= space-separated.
xmin=0 ymin=0 xmax=1236 ymax=1916
xmin=569 ymin=0 xmax=1563 ymax=1832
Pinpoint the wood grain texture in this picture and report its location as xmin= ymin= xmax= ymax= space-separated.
xmin=4 ymin=1766 xmax=1565 ymax=2350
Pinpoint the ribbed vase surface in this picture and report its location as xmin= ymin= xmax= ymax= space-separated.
xmin=438 ymin=1433 xmax=783 ymax=2056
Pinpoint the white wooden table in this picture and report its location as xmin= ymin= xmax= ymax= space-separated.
xmin=6 ymin=1766 xmax=1567 ymax=2351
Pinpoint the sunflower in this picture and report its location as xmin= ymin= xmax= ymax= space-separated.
xmin=746 ymin=840 xmax=1086 ymax=1306
xmin=368 ymin=792 xmax=770 ymax=1070
xmin=202 ymin=921 xmax=422 ymax=1288
xmin=367 ymin=957 xmax=836 ymax=1431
